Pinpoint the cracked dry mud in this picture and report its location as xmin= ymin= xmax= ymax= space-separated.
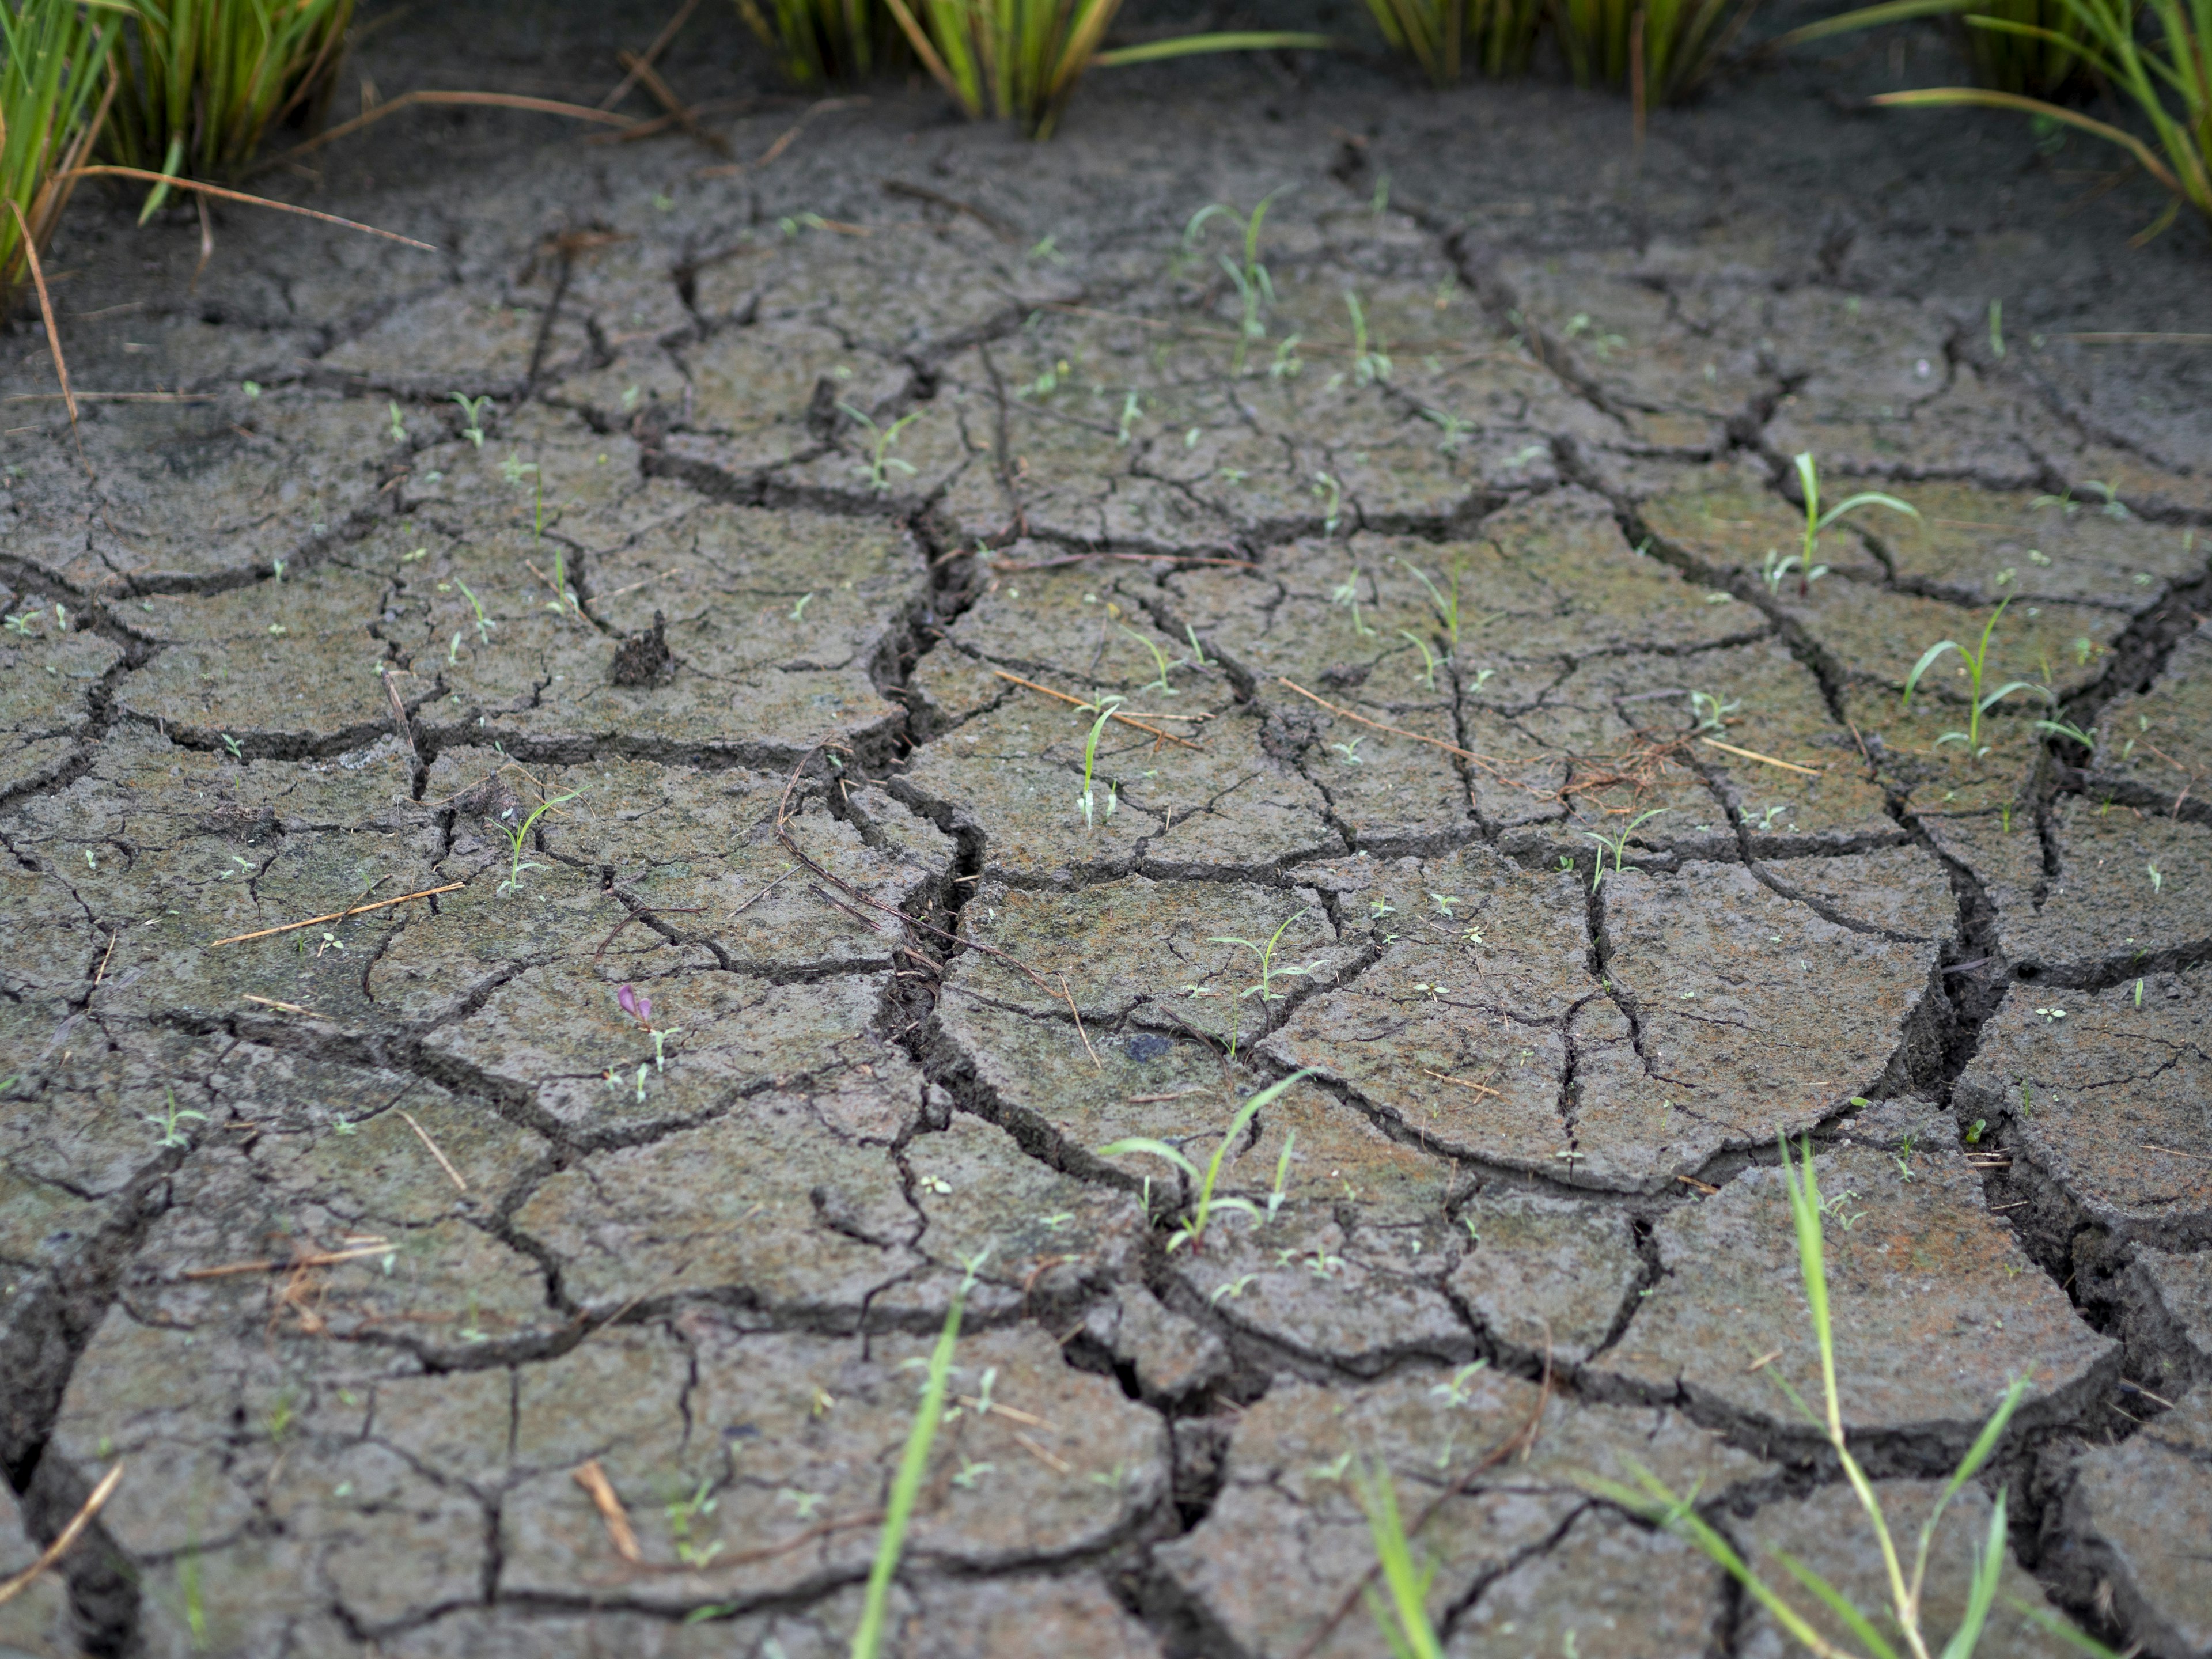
xmin=3 ymin=7 xmax=2211 ymax=1654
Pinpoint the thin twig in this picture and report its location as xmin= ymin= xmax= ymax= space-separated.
xmin=397 ymin=1111 xmax=468 ymax=1193
xmin=209 ymin=882 xmax=464 ymax=946
xmin=571 ymin=1460 xmax=643 ymax=1563
xmin=600 ymin=0 xmax=702 ymax=109
xmin=1276 ymin=677 xmax=1517 ymax=781
xmin=615 ymin=49 xmax=730 ymax=156
xmin=1419 ymin=1067 xmax=1499 ymax=1099
xmin=1060 ymin=974 xmax=1101 ymax=1071
xmin=1697 ymin=736 xmax=1824 ymax=777
xmin=241 ymin=994 xmax=320 ymax=1016
xmin=183 ymin=1242 xmax=392 ymax=1280
xmin=268 ymin=91 xmax=635 ymax=165
xmin=988 ymin=550 xmax=1257 ymax=573
xmin=56 ymin=168 xmax=436 ymax=251
xmin=991 ymin=669 xmax=1200 ymax=750
xmin=1010 ymin=1431 xmax=1071 ymax=1474
xmin=0 ymin=1463 xmax=123 ymax=1607
xmin=384 ymin=669 xmax=418 ymax=765
xmin=695 ymin=96 xmax=867 ymax=177
xmin=7 ymin=199 xmax=84 ymax=473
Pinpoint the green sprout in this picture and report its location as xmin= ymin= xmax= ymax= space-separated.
xmin=387 ymin=402 xmax=406 ymax=443
xmin=839 ymin=402 xmax=922 ymax=494
xmin=1096 ymin=1069 xmax=1315 ymax=1253
xmin=1353 ymin=1459 xmax=1442 ymax=1659
xmin=1184 ymin=190 xmax=1286 ymax=372
xmin=454 ymin=580 xmax=495 ymax=646
xmin=1575 ymin=1132 xmax=2084 ymax=1659
xmin=1420 ymin=406 xmax=1473 ymax=451
xmin=1120 ymin=624 xmax=1179 ymax=694
xmin=1394 ymin=556 xmax=1463 ymax=643
xmin=1075 ymin=698 xmax=1122 ymax=830
xmin=1210 ymin=907 xmax=1324 ymax=1002
xmin=1900 ymin=599 xmax=2052 ymax=756
xmin=1789 ymin=452 xmax=1919 ymax=597
xmin=1313 ymin=471 xmax=1345 ymax=540
xmin=1690 ymin=690 xmax=1740 ymax=734
xmin=850 ymin=1251 xmax=986 ymax=1659
xmin=146 ymin=1086 xmax=207 ymax=1148
xmin=1267 ymin=1129 xmax=1296 ymax=1221
xmin=452 ymin=393 xmax=491 ymax=447
xmin=1397 ymin=628 xmax=1440 ymax=691
xmin=1584 ymin=808 xmax=1666 ymax=891
xmin=1344 ymin=289 xmax=1391 ymax=385
xmin=494 ymin=789 xmax=582 ymax=894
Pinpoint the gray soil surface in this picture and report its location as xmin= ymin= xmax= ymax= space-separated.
xmin=3 ymin=1 xmax=2210 ymax=1653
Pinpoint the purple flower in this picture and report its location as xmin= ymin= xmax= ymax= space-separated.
xmin=616 ymin=984 xmax=651 ymax=1025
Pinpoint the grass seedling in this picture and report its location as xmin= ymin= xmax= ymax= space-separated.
xmin=1267 ymin=1129 xmax=1296 ymax=1221
xmin=1210 ymin=907 xmax=1324 ymax=1002
xmin=1577 ymin=1131 xmax=2097 ymax=1659
xmin=1363 ymin=0 xmax=1543 ymax=83
xmin=2 ymin=0 xmax=120 ymax=305
xmin=103 ymin=0 xmax=353 ymax=189
xmin=1870 ymin=0 xmax=2212 ymax=233
xmin=494 ymin=789 xmax=580 ymax=893
xmin=735 ymin=0 xmax=906 ymax=86
xmin=1096 ymin=1069 xmax=1315 ymax=1252
xmin=146 ymin=1086 xmax=209 ymax=1147
xmin=1584 ymin=808 xmax=1666 ymax=891
xmin=850 ymin=1251 xmax=984 ymax=1659
xmin=1690 ymin=690 xmax=1740 ymax=734
xmin=1900 ymin=598 xmax=2052 ymax=756
xmin=1398 ymin=628 xmax=1440 ymax=691
xmin=1791 ymin=453 xmax=1920 ymax=597
xmin=1120 ymin=624 xmax=1179 ymax=694
xmin=453 ymin=393 xmax=490 ymax=447
xmin=1394 ymin=556 xmax=1463 ymax=643
xmin=1352 ymin=1458 xmax=1444 ymax=1658
xmin=1314 ymin=473 xmax=1346 ymax=540
xmin=1344 ymin=290 xmax=1391 ymax=384
xmin=885 ymin=0 xmax=1326 ymax=137
xmin=1183 ymin=624 xmax=1212 ymax=668
xmin=839 ymin=402 xmax=921 ymax=494
xmin=1075 ymin=697 xmax=1121 ymax=829
xmin=454 ymin=579 xmax=494 ymax=646
xmin=1184 ymin=191 xmax=1285 ymax=369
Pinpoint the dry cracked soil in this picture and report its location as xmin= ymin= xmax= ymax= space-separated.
xmin=3 ymin=1 xmax=2211 ymax=1654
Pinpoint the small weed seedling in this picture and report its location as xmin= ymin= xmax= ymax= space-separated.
xmin=1584 ymin=809 xmax=1666 ymax=891
xmin=454 ymin=580 xmax=495 ymax=647
xmin=1353 ymin=1458 xmax=1444 ymax=1659
xmin=387 ymin=402 xmax=407 ymax=443
xmin=495 ymin=790 xmax=581 ymax=893
xmin=839 ymin=403 xmax=922 ymax=494
xmin=146 ymin=1086 xmax=207 ymax=1148
xmin=1395 ymin=556 xmax=1463 ymax=643
xmin=664 ymin=1479 xmax=722 ymax=1569
xmin=1120 ymin=625 xmax=1179 ymax=695
xmin=1690 ymin=690 xmax=1740 ymax=735
xmin=1901 ymin=598 xmax=2052 ymax=757
xmin=1398 ymin=629 xmax=1441 ymax=691
xmin=1183 ymin=625 xmax=1212 ymax=668
xmin=1345 ymin=290 xmax=1391 ymax=385
xmin=1184 ymin=191 xmax=1286 ymax=372
xmin=616 ymin=983 xmax=682 ymax=1070
xmin=1314 ymin=472 xmax=1346 ymax=540
xmin=1789 ymin=452 xmax=1919 ymax=597
xmin=849 ymin=1251 xmax=986 ymax=1659
xmin=1576 ymin=1132 xmax=2120 ymax=1659
xmin=1097 ymin=1069 xmax=1315 ymax=1252
xmin=452 ymin=393 xmax=491 ymax=448
xmin=1075 ymin=698 xmax=1122 ymax=829
xmin=1211 ymin=907 xmax=1325 ymax=1003
xmin=1267 ymin=1130 xmax=1296 ymax=1221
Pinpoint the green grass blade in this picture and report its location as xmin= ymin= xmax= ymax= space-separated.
xmin=1978 ymin=679 xmax=2053 ymax=711
xmin=1094 ymin=1137 xmax=1199 ymax=1180
xmin=1771 ymin=0 xmax=1980 ymax=49
xmin=1772 ymin=1548 xmax=1907 ymax=1659
xmin=1935 ymin=1488 xmax=2008 ymax=1659
xmin=2003 ymin=1597 xmax=2127 ymax=1656
xmin=1870 ymin=88 xmax=2188 ymax=198
xmin=1820 ymin=491 xmax=1921 ymax=527
xmin=850 ymin=1263 xmax=977 ymax=1659
xmin=1093 ymin=29 xmax=1338 ymax=65
xmin=1902 ymin=640 xmax=1961 ymax=709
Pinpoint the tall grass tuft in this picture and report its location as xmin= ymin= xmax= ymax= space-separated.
xmin=1578 ymin=1134 xmax=2124 ymax=1657
xmin=1872 ymin=0 xmax=2211 ymax=233
xmin=1362 ymin=0 xmax=1546 ymax=83
xmin=1551 ymin=0 xmax=1763 ymax=105
xmin=732 ymin=0 xmax=906 ymax=86
xmin=1772 ymin=0 xmax=2096 ymax=97
xmin=103 ymin=0 xmax=354 ymax=195
xmin=2 ymin=0 xmax=120 ymax=305
xmin=881 ymin=0 xmax=1332 ymax=137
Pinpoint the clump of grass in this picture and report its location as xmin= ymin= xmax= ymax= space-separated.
xmin=1900 ymin=597 xmax=2051 ymax=757
xmin=1551 ymin=0 xmax=1763 ymax=108
xmin=1184 ymin=191 xmax=1285 ymax=371
xmin=1363 ymin=0 xmax=1544 ymax=83
xmin=1871 ymin=0 xmax=2211 ymax=233
xmin=883 ymin=0 xmax=1330 ymax=138
xmin=735 ymin=0 xmax=907 ymax=85
xmin=1579 ymin=1133 xmax=2120 ymax=1658
xmin=1097 ymin=1069 xmax=1315 ymax=1252
xmin=104 ymin=0 xmax=355 ymax=199
xmin=2 ymin=0 xmax=122 ymax=305
xmin=1775 ymin=0 xmax=2095 ymax=96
